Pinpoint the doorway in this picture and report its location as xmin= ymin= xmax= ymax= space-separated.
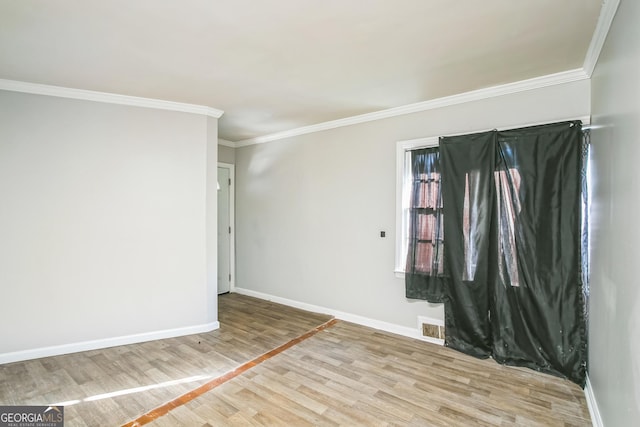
xmin=217 ymin=163 xmax=235 ymax=294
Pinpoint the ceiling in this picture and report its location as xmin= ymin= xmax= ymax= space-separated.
xmin=0 ymin=0 xmax=602 ymax=142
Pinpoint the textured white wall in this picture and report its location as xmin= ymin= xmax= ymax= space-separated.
xmin=234 ymin=80 xmax=591 ymax=330
xmin=589 ymin=0 xmax=640 ymax=423
xmin=0 ymin=90 xmax=217 ymax=356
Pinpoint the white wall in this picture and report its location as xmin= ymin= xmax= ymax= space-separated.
xmin=589 ymin=0 xmax=640 ymax=424
xmin=0 ymin=90 xmax=218 ymax=360
xmin=234 ymin=80 xmax=591 ymax=331
xmin=218 ymin=144 xmax=236 ymax=164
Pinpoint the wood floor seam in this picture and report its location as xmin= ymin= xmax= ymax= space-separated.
xmin=121 ymin=318 xmax=339 ymax=427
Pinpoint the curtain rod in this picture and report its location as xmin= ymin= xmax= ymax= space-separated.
xmin=442 ymin=117 xmax=591 ymax=139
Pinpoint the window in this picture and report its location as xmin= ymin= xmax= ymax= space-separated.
xmin=395 ymin=137 xmax=439 ymax=277
xmin=397 ymin=139 xmax=521 ymax=285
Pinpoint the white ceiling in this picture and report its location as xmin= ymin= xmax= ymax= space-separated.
xmin=0 ymin=0 xmax=602 ymax=142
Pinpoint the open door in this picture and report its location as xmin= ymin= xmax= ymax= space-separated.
xmin=217 ymin=164 xmax=234 ymax=294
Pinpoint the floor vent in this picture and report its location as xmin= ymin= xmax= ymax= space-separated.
xmin=422 ymin=323 xmax=444 ymax=339
xmin=417 ymin=316 xmax=445 ymax=345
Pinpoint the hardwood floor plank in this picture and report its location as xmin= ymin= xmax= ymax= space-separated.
xmin=0 ymin=294 xmax=332 ymax=426
xmin=252 ymin=369 xmax=329 ymax=415
xmin=1 ymin=294 xmax=591 ymax=426
xmin=239 ymin=378 xmax=338 ymax=426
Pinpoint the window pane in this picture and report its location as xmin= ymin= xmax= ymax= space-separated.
xmin=405 ymin=147 xmax=444 ymax=278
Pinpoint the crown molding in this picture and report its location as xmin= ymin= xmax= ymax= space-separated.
xmin=0 ymin=79 xmax=224 ymax=118
xmin=218 ymin=138 xmax=237 ymax=148
xmin=583 ymin=0 xmax=621 ymax=77
xmin=235 ymin=68 xmax=588 ymax=147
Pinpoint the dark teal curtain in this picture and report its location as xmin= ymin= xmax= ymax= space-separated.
xmin=439 ymin=121 xmax=587 ymax=386
xmin=439 ymin=131 xmax=496 ymax=358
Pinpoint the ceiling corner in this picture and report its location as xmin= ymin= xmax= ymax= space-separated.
xmin=583 ymin=0 xmax=622 ymax=77
xmin=218 ymin=138 xmax=237 ymax=148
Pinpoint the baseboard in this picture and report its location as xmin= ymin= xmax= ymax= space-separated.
xmin=0 ymin=321 xmax=220 ymax=365
xmin=584 ymin=374 xmax=604 ymax=427
xmin=233 ymin=287 xmax=441 ymax=345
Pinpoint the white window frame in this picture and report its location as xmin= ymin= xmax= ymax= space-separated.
xmin=395 ymin=136 xmax=439 ymax=278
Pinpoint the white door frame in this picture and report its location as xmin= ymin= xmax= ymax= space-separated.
xmin=218 ymin=162 xmax=235 ymax=293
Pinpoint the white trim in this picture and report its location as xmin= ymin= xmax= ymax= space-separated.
xmin=234 ymin=287 xmax=435 ymax=343
xmin=418 ymin=315 xmax=444 ymax=328
xmin=583 ymin=0 xmax=621 ymax=77
xmin=234 ymin=69 xmax=588 ymax=147
xmin=584 ymin=374 xmax=604 ymax=427
xmin=218 ymin=138 xmax=237 ymax=148
xmin=0 ymin=321 xmax=220 ymax=365
xmin=0 ymin=79 xmax=224 ymax=118
xmin=218 ymin=162 xmax=236 ymax=293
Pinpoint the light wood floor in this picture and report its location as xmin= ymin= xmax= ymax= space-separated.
xmin=0 ymin=294 xmax=591 ymax=426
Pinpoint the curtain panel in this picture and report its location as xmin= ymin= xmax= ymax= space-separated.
xmin=435 ymin=121 xmax=587 ymax=386
xmin=490 ymin=122 xmax=586 ymax=386
xmin=440 ymin=131 xmax=497 ymax=358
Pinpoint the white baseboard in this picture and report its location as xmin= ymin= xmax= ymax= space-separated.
xmin=233 ymin=287 xmax=443 ymax=345
xmin=584 ymin=374 xmax=603 ymax=427
xmin=0 ymin=321 xmax=220 ymax=365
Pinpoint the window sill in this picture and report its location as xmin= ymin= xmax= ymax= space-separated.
xmin=394 ymin=270 xmax=405 ymax=279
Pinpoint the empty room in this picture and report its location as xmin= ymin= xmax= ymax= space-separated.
xmin=0 ymin=1 xmax=638 ymax=426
